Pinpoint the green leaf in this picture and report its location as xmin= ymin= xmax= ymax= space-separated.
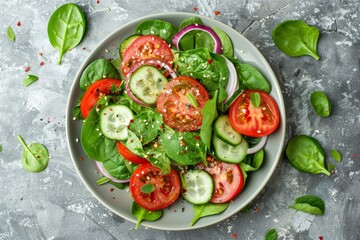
xmin=178 ymin=17 xmax=204 ymax=51
xmin=141 ymin=183 xmax=155 ymax=194
xmin=195 ymin=27 xmax=234 ymax=57
xmin=7 ymin=26 xmax=15 ymax=42
xmin=72 ymin=93 xmax=84 ymax=120
xmin=265 ymin=228 xmax=278 ymax=240
xmin=125 ymin=130 xmax=146 ymax=157
xmin=135 ymin=19 xmax=177 ymax=43
xmin=191 ymin=202 xmax=229 ymax=226
xmin=290 ymin=195 xmax=325 ymax=215
xmin=144 ymin=144 xmax=171 ymax=175
xmin=330 ymin=149 xmax=342 ymax=162
xmin=272 ymin=20 xmax=320 ymax=60
xmin=250 ymin=92 xmax=261 ymax=108
xmin=310 ymin=91 xmax=332 ymax=117
xmin=129 ymin=110 xmax=163 ymax=144
xmin=327 ymin=163 xmax=335 ymax=172
xmin=131 ymin=202 xmax=162 ymax=229
xmin=96 ymin=176 xmax=110 ymax=185
xmin=0 ymin=144 xmax=2 ymax=152
xmin=47 ymin=3 xmax=86 ymax=64
xmin=286 ymin=135 xmax=330 ymax=176
xmin=238 ymin=63 xmax=271 ymax=93
xmin=240 ymin=149 xmax=264 ymax=172
xmin=18 ymin=135 xmax=49 ymax=172
xmin=22 ymin=75 xmax=39 ymax=87
xmin=200 ymin=91 xmax=218 ymax=149
xmin=186 ymin=93 xmax=198 ymax=108
xmin=102 ymin=153 xmax=132 ymax=180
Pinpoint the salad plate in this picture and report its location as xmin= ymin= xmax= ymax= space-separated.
xmin=66 ymin=12 xmax=286 ymax=230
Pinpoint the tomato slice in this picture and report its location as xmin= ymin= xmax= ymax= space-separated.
xmin=116 ymin=142 xmax=148 ymax=164
xmin=229 ymin=90 xmax=280 ymax=138
xmin=121 ymin=35 xmax=174 ymax=77
xmin=80 ymin=79 xmax=121 ymax=119
xmin=156 ymin=76 xmax=209 ymax=132
xmin=130 ymin=163 xmax=181 ymax=211
xmin=198 ymin=156 xmax=244 ymax=203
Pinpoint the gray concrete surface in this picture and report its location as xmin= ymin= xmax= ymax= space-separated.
xmin=0 ymin=0 xmax=359 ymax=239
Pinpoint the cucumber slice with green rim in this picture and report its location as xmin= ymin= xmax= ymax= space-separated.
xmin=212 ymin=134 xmax=248 ymax=163
xmin=181 ymin=169 xmax=214 ymax=204
xmin=129 ymin=66 xmax=168 ymax=105
xmin=214 ymin=115 xmax=242 ymax=146
xmin=119 ymin=34 xmax=141 ymax=57
xmin=99 ymin=104 xmax=134 ymax=140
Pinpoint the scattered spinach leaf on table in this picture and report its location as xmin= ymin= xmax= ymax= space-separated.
xmin=290 ymin=195 xmax=325 ymax=215
xmin=47 ymin=3 xmax=86 ymax=64
xmin=310 ymin=91 xmax=332 ymax=117
xmin=131 ymin=201 xmax=162 ymax=229
xmin=7 ymin=26 xmax=15 ymax=42
xmin=265 ymin=228 xmax=278 ymax=240
xmin=331 ymin=149 xmax=342 ymax=162
xmin=272 ymin=20 xmax=320 ymax=60
xmin=22 ymin=75 xmax=39 ymax=87
xmin=0 ymin=144 xmax=2 ymax=152
xmin=191 ymin=202 xmax=229 ymax=226
xmin=18 ymin=135 xmax=49 ymax=172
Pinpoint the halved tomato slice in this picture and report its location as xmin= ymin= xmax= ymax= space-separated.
xmin=116 ymin=142 xmax=148 ymax=164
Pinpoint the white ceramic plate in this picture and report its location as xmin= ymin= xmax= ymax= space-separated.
xmin=66 ymin=12 xmax=286 ymax=230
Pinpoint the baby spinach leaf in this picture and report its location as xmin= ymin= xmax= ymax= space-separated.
xmin=178 ymin=17 xmax=204 ymax=51
xmin=272 ymin=20 xmax=320 ymax=60
xmin=160 ymin=128 xmax=206 ymax=166
xmin=265 ymin=228 xmax=278 ymax=240
xmin=327 ymin=163 xmax=335 ymax=172
xmin=310 ymin=91 xmax=332 ymax=117
xmin=135 ymin=19 xmax=177 ymax=43
xmin=186 ymin=93 xmax=198 ymax=108
xmin=144 ymin=145 xmax=171 ymax=174
xmin=81 ymin=97 xmax=118 ymax=162
xmin=17 ymin=135 xmax=49 ymax=172
xmin=290 ymin=195 xmax=325 ymax=215
xmin=47 ymin=3 xmax=86 ymax=64
xmin=123 ymin=159 xmax=138 ymax=173
xmin=102 ymin=153 xmax=132 ymax=180
xmin=195 ymin=27 xmax=234 ymax=57
xmin=330 ymin=149 xmax=342 ymax=162
xmin=286 ymin=135 xmax=330 ymax=176
xmin=131 ymin=201 xmax=162 ymax=229
xmin=141 ymin=183 xmax=155 ymax=194
xmin=124 ymin=130 xmax=146 ymax=156
xmin=72 ymin=93 xmax=84 ymax=120
xmin=237 ymin=62 xmax=271 ymax=93
xmin=240 ymin=149 xmax=264 ymax=172
xmin=250 ymin=92 xmax=261 ymax=108
xmin=79 ymin=59 xmax=121 ymax=91
xmin=7 ymin=26 xmax=15 ymax=42
xmin=0 ymin=144 xmax=2 ymax=152
xmin=129 ymin=110 xmax=163 ymax=144
xmin=191 ymin=202 xmax=229 ymax=226
xmin=22 ymin=75 xmax=39 ymax=87
xmin=200 ymin=91 xmax=218 ymax=149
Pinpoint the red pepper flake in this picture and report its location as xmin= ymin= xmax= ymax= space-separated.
xmin=193 ymin=7 xmax=198 ymax=11
xmin=80 ymin=156 xmax=84 ymax=161
xmin=207 ymin=59 xmax=213 ymax=64
xmin=214 ymin=10 xmax=221 ymax=16
xmin=17 ymin=21 xmax=21 ymax=26
xmin=96 ymin=0 xmax=100 ymax=3
xmin=25 ymin=66 xmax=31 ymax=72
xmin=319 ymin=236 xmax=323 ymax=240
xmin=112 ymin=197 xmax=115 ymax=200
xmin=110 ymin=188 xmax=114 ymax=192
xmin=82 ymin=47 xmax=87 ymax=50
xmin=194 ymin=135 xmax=200 ymax=141
xmin=232 ymin=233 xmax=237 ymax=239
xmin=354 ymin=153 xmax=358 ymax=157
xmin=180 ymin=140 xmax=186 ymax=147
xmin=40 ymin=61 xmax=45 ymax=66
xmin=254 ymin=206 xmax=260 ymax=213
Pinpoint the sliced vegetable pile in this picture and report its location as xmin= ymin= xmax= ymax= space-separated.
xmin=73 ymin=17 xmax=281 ymax=228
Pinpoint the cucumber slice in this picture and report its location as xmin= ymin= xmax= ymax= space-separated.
xmin=119 ymin=34 xmax=141 ymax=57
xmin=212 ymin=135 xmax=248 ymax=164
xmin=129 ymin=66 xmax=168 ymax=105
xmin=214 ymin=115 xmax=242 ymax=146
xmin=181 ymin=170 xmax=214 ymax=204
xmin=99 ymin=104 xmax=134 ymax=140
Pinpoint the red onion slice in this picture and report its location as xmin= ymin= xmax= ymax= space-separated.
xmin=223 ymin=57 xmax=238 ymax=103
xmin=96 ymin=161 xmax=130 ymax=184
xmin=172 ymin=24 xmax=222 ymax=54
xmin=246 ymin=136 xmax=268 ymax=155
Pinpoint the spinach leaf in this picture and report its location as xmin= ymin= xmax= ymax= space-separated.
xmin=286 ymin=135 xmax=330 ymax=176
xmin=195 ymin=27 xmax=234 ymax=57
xmin=47 ymin=3 xmax=86 ymax=64
xmin=124 ymin=130 xmax=146 ymax=156
xmin=81 ymin=97 xmax=118 ymax=162
xmin=310 ymin=91 xmax=332 ymax=117
xmin=96 ymin=176 xmax=110 ymax=185
xmin=131 ymin=201 xmax=162 ymax=229
xmin=160 ymin=128 xmax=206 ymax=166
xmin=144 ymin=144 xmax=171 ymax=174
xmin=178 ymin=17 xmax=204 ymax=51
xmin=330 ymin=149 xmax=342 ymax=162
xmin=175 ymin=48 xmax=228 ymax=101
xmin=0 ymin=144 xmax=2 ymax=152
xmin=79 ymin=59 xmax=121 ymax=91
xmin=250 ymin=92 xmax=261 ymax=108
xmin=240 ymin=149 xmax=264 ymax=172
xmin=7 ymin=26 xmax=15 ymax=42
xmin=135 ymin=19 xmax=177 ymax=43
xmin=102 ymin=153 xmax=132 ymax=180
xmin=191 ymin=202 xmax=229 ymax=226
xmin=17 ymin=135 xmax=49 ymax=172
xmin=129 ymin=110 xmax=163 ymax=144
xmin=290 ymin=195 xmax=325 ymax=215
xmin=123 ymin=159 xmax=138 ymax=173
xmin=272 ymin=20 xmax=320 ymax=60
xmin=327 ymin=163 xmax=335 ymax=172
xmin=141 ymin=183 xmax=155 ymax=194
xmin=22 ymin=75 xmax=39 ymax=87
xmin=200 ymin=91 xmax=218 ymax=149
xmin=109 ymin=181 xmax=128 ymax=190
xmin=265 ymin=228 xmax=278 ymax=240
xmin=73 ymin=93 xmax=84 ymax=120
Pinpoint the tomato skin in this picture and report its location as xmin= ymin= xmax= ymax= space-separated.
xmin=121 ymin=35 xmax=174 ymax=77
xmin=156 ymin=76 xmax=209 ymax=132
xmin=80 ymin=79 xmax=121 ymax=119
xmin=229 ymin=90 xmax=280 ymax=138
xmin=130 ymin=163 xmax=181 ymax=211
xmin=116 ymin=142 xmax=148 ymax=164
xmin=198 ymin=156 xmax=244 ymax=203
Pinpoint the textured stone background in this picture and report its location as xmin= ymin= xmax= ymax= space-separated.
xmin=0 ymin=0 xmax=359 ymax=239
